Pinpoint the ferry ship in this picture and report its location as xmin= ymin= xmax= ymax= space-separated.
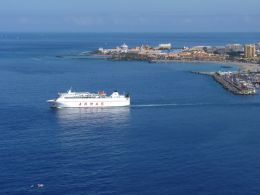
xmin=47 ymin=89 xmax=130 ymax=108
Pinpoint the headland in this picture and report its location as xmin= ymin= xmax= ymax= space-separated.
xmin=90 ymin=42 xmax=260 ymax=71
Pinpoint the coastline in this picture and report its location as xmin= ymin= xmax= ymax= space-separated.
xmin=69 ymin=51 xmax=260 ymax=72
xmin=158 ymin=59 xmax=260 ymax=72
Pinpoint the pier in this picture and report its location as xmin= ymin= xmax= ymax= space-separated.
xmin=192 ymin=71 xmax=258 ymax=95
xmin=191 ymin=71 xmax=214 ymax=76
xmin=213 ymin=73 xmax=255 ymax=95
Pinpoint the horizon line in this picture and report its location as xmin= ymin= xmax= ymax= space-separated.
xmin=1 ymin=31 xmax=260 ymax=34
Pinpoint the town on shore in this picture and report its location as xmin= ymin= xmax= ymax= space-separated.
xmin=94 ymin=42 xmax=260 ymax=67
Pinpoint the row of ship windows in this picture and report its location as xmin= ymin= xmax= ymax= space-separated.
xmin=65 ymin=97 xmax=99 ymax=99
xmin=78 ymin=102 xmax=104 ymax=106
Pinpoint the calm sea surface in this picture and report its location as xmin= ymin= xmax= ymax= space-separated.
xmin=1 ymin=33 xmax=260 ymax=195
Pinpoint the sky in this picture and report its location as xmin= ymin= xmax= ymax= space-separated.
xmin=0 ymin=0 xmax=260 ymax=32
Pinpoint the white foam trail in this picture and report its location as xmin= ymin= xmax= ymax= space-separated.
xmin=132 ymin=104 xmax=178 ymax=107
xmin=131 ymin=103 xmax=211 ymax=108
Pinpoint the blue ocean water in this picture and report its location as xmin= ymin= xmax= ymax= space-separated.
xmin=1 ymin=33 xmax=260 ymax=195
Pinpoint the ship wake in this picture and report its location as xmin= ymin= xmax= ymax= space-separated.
xmin=131 ymin=103 xmax=211 ymax=108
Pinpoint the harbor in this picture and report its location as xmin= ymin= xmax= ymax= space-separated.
xmin=90 ymin=42 xmax=260 ymax=96
xmin=192 ymin=71 xmax=260 ymax=95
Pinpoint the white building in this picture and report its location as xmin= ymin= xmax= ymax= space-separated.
xmin=158 ymin=43 xmax=172 ymax=50
xmin=225 ymin=44 xmax=243 ymax=52
xmin=120 ymin=43 xmax=129 ymax=53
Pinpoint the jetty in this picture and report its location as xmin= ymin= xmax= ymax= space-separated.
xmin=213 ymin=73 xmax=256 ymax=95
xmin=191 ymin=71 xmax=214 ymax=76
xmin=192 ymin=71 xmax=259 ymax=95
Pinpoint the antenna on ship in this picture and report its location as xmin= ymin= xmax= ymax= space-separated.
xmin=68 ymin=87 xmax=72 ymax=93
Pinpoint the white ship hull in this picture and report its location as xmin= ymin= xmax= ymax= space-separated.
xmin=48 ymin=97 xmax=130 ymax=108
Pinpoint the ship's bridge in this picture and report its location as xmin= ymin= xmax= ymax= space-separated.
xmin=111 ymin=91 xmax=120 ymax=98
